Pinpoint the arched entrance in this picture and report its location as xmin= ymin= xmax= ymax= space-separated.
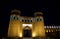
xmin=23 ymin=26 xmax=32 ymax=37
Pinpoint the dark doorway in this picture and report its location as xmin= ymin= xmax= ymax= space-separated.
xmin=23 ymin=29 xmax=32 ymax=37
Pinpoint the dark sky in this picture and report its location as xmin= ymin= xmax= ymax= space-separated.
xmin=0 ymin=0 xmax=58 ymax=37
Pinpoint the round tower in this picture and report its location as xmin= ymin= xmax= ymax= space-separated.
xmin=8 ymin=9 xmax=22 ymax=37
xmin=34 ymin=12 xmax=45 ymax=38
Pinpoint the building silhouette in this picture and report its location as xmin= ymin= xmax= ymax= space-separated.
xmin=8 ymin=9 xmax=45 ymax=37
xmin=8 ymin=9 xmax=60 ymax=39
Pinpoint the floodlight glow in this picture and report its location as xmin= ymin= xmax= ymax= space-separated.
xmin=32 ymin=32 xmax=36 ymax=37
xmin=22 ymin=24 xmax=32 ymax=27
xmin=19 ymin=33 xmax=22 ymax=37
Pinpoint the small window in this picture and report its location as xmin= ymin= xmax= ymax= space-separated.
xmin=25 ymin=20 xmax=27 ymax=22
xmin=17 ymin=16 xmax=20 ymax=20
xmin=17 ymin=17 xmax=18 ymax=20
xmin=16 ymin=17 xmax=20 ymax=20
xmin=14 ymin=17 xmax=15 ymax=19
xmin=40 ymin=17 xmax=43 ymax=21
xmin=37 ymin=18 xmax=39 ymax=21
xmin=31 ymin=20 xmax=32 ymax=22
xmin=28 ymin=20 xmax=29 ymax=22
xmin=22 ymin=20 xmax=24 ymax=22
xmin=40 ymin=18 xmax=42 ymax=21
xmin=17 ymin=16 xmax=19 ymax=20
xmin=10 ymin=15 xmax=15 ymax=20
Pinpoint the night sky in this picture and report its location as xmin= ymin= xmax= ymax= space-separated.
xmin=0 ymin=0 xmax=58 ymax=37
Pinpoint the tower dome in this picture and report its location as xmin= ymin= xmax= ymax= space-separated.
xmin=11 ymin=9 xmax=21 ymax=15
xmin=34 ymin=12 xmax=43 ymax=16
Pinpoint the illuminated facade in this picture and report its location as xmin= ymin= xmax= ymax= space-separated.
xmin=8 ymin=10 xmax=60 ymax=39
xmin=44 ymin=26 xmax=60 ymax=33
xmin=8 ymin=9 xmax=45 ymax=38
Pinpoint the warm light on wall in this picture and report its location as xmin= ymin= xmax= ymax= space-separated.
xmin=32 ymin=32 xmax=36 ymax=37
xmin=46 ymin=30 xmax=48 ymax=33
xmin=19 ymin=33 xmax=22 ymax=37
xmin=51 ymin=30 xmax=53 ymax=32
xmin=49 ymin=30 xmax=50 ymax=32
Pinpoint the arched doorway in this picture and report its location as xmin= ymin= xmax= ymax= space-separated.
xmin=23 ymin=26 xmax=32 ymax=37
